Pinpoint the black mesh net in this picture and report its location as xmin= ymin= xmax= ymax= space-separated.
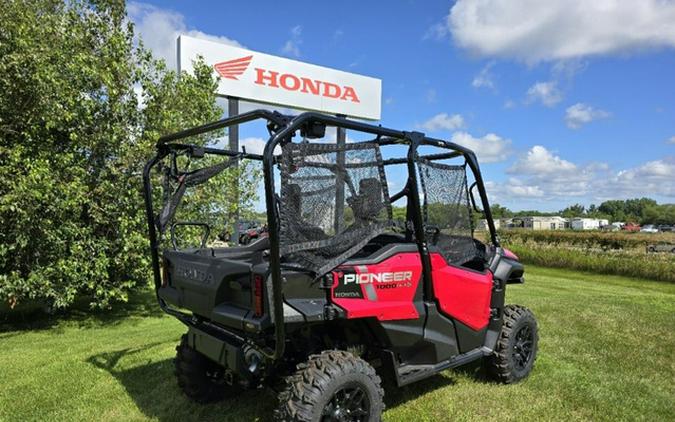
xmin=279 ymin=142 xmax=393 ymax=275
xmin=417 ymin=157 xmax=482 ymax=266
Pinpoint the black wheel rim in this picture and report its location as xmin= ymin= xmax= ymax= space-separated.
xmin=321 ymin=383 xmax=370 ymax=422
xmin=513 ymin=324 xmax=534 ymax=371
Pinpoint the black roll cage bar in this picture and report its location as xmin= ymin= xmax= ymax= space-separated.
xmin=142 ymin=109 xmax=499 ymax=361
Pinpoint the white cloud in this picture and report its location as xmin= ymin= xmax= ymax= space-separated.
xmin=499 ymin=146 xmax=675 ymax=202
xmin=526 ymin=81 xmax=563 ymax=107
xmin=505 ymin=146 xmax=595 ymax=198
xmin=504 ymin=184 xmax=544 ymax=198
xmin=667 ymin=136 xmax=675 ymax=145
xmin=281 ymin=25 xmax=303 ymax=58
xmin=552 ymin=59 xmax=587 ymax=80
xmin=599 ymin=157 xmax=675 ymax=198
xmin=565 ymin=103 xmax=610 ymax=129
xmin=447 ymin=0 xmax=675 ymax=63
xmin=508 ymin=145 xmax=576 ymax=176
xmin=425 ymin=89 xmax=437 ymax=103
xmin=503 ymin=99 xmax=516 ymax=109
xmin=127 ymin=2 xmax=243 ymax=70
xmin=472 ymin=62 xmax=495 ymax=89
xmin=419 ymin=113 xmax=465 ymax=132
xmin=450 ymin=131 xmax=512 ymax=163
xmin=333 ymin=29 xmax=344 ymax=41
xmin=424 ymin=22 xmax=449 ymax=41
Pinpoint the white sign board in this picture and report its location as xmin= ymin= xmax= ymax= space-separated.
xmin=177 ymin=35 xmax=382 ymax=120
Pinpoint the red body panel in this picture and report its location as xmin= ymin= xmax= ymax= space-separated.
xmin=430 ymin=253 xmax=493 ymax=331
xmin=331 ymin=253 xmax=422 ymax=321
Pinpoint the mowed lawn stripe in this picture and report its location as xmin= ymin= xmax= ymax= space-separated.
xmin=1 ymin=266 xmax=673 ymax=421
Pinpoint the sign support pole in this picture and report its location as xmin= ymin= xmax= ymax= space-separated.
xmin=228 ymin=96 xmax=240 ymax=243
xmin=334 ymin=114 xmax=346 ymax=234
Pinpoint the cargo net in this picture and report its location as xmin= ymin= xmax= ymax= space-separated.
xmin=279 ymin=142 xmax=393 ymax=275
xmin=417 ymin=158 xmax=483 ymax=266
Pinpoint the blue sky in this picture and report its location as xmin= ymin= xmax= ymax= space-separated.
xmin=128 ymin=0 xmax=675 ymax=211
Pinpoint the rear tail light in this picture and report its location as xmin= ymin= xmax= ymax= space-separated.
xmin=253 ymin=274 xmax=264 ymax=317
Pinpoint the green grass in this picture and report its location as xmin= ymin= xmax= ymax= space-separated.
xmin=1 ymin=266 xmax=674 ymax=421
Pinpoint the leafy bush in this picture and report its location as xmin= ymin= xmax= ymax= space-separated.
xmin=0 ymin=0 xmax=258 ymax=310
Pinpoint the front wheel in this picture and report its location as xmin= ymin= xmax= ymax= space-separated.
xmin=275 ymin=350 xmax=385 ymax=422
xmin=484 ymin=305 xmax=538 ymax=383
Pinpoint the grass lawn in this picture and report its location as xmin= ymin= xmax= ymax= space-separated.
xmin=1 ymin=266 xmax=674 ymax=421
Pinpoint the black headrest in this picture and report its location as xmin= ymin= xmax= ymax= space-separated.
xmin=359 ymin=178 xmax=382 ymax=198
xmin=350 ymin=178 xmax=384 ymax=222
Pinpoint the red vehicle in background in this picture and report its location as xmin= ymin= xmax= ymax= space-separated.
xmin=622 ymin=223 xmax=641 ymax=232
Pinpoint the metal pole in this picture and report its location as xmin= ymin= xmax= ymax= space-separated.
xmin=228 ymin=97 xmax=240 ymax=243
xmin=334 ymin=115 xmax=346 ymax=234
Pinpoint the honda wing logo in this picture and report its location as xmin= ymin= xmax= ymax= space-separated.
xmin=213 ymin=55 xmax=253 ymax=80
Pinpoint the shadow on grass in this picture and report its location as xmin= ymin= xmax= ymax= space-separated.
xmin=87 ymin=343 xmax=472 ymax=421
xmin=384 ymin=373 xmax=457 ymax=408
xmin=87 ymin=345 xmax=275 ymax=422
xmin=0 ymin=288 xmax=165 ymax=334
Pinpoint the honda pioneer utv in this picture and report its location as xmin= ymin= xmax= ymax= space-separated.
xmin=143 ymin=110 xmax=538 ymax=421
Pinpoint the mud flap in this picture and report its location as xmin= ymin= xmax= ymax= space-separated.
xmin=186 ymin=326 xmax=243 ymax=372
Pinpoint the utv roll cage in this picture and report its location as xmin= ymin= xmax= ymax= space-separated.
xmin=143 ymin=109 xmax=499 ymax=361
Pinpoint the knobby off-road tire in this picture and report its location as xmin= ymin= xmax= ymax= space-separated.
xmin=485 ymin=305 xmax=538 ymax=384
xmin=275 ymin=350 xmax=385 ymax=422
xmin=174 ymin=334 xmax=240 ymax=403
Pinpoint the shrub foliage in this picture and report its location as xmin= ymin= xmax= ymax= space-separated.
xmin=0 ymin=0 xmax=257 ymax=310
xmin=499 ymin=230 xmax=675 ymax=282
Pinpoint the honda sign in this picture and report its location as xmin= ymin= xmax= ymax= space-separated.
xmin=178 ymin=35 xmax=382 ymax=120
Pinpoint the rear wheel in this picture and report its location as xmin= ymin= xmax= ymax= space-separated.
xmin=274 ymin=350 xmax=384 ymax=422
xmin=485 ymin=305 xmax=538 ymax=383
xmin=174 ymin=334 xmax=241 ymax=403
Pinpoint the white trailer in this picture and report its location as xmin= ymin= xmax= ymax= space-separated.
xmin=571 ymin=218 xmax=602 ymax=230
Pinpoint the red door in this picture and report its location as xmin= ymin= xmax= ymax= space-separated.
xmin=429 ymin=253 xmax=493 ymax=331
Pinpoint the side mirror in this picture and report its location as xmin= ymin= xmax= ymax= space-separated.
xmin=468 ymin=182 xmax=484 ymax=214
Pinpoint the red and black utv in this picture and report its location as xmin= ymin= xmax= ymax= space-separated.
xmin=143 ymin=110 xmax=537 ymax=421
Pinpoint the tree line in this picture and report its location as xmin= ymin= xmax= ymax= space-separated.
xmin=489 ymin=198 xmax=675 ymax=225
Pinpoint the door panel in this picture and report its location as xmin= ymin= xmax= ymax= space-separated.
xmin=430 ymin=253 xmax=492 ymax=331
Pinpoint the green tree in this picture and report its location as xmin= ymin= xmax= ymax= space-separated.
xmin=560 ymin=203 xmax=585 ymax=218
xmin=489 ymin=203 xmax=512 ymax=219
xmin=0 ymin=0 xmax=258 ymax=310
